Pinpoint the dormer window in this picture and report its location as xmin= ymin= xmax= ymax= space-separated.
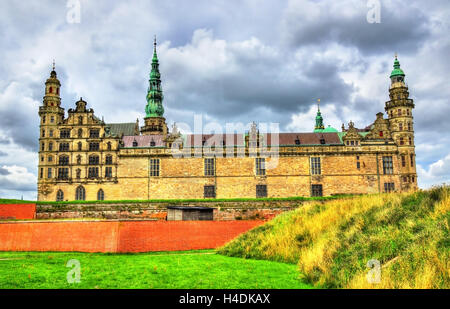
xmin=320 ymin=139 xmax=326 ymax=145
xmin=379 ymin=131 xmax=383 ymax=137
xmin=150 ymin=140 xmax=156 ymax=147
xmin=295 ymin=138 xmax=300 ymax=145
xmin=133 ymin=140 xmax=138 ymax=147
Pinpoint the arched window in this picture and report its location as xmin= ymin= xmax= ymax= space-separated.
xmin=79 ymin=116 xmax=83 ymax=125
xmin=76 ymin=169 xmax=81 ymax=179
xmin=75 ymin=186 xmax=86 ymax=201
xmin=56 ymin=190 xmax=64 ymax=202
xmin=49 ymin=87 xmax=53 ymax=94
xmin=56 ymin=88 xmax=60 ymax=95
xmin=107 ymin=142 xmax=112 ymax=151
xmin=78 ymin=129 xmax=83 ymax=138
xmin=78 ymin=142 xmax=82 ymax=151
xmin=97 ymin=189 xmax=105 ymax=201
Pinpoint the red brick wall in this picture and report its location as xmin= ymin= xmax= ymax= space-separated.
xmin=0 ymin=220 xmax=263 ymax=253
xmin=0 ymin=204 xmax=36 ymax=220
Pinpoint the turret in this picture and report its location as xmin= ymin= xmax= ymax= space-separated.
xmin=38 ymin=62 xmax=65 ymax=200
xmin=385 ymin=55 xmax=417 ymax=190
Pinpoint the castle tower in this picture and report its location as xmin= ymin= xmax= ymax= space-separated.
xmin=313 ymin=99 xmax=327 ymax=133
xmin=141 ymin=37 xmax=168 ymax=136
xmin=385 ymin=55 xmax=417 ymax=190
xmin=38 ymin=62 xmax=65 ymax=200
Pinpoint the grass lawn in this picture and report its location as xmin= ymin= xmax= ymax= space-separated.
xmin=0 ymin=250 xmax=312 ymax=289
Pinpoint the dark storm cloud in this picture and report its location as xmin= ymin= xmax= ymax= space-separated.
xmin=0 ymin=167 xmax=10 ymax=175
xmin=284 ymin=1 xmax=431 ymax=56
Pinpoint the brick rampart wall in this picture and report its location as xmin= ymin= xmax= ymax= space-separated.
xmin=0 ymin=204 xmax=36 ymax=220
xmin=0 ymin=220 xmax=263 ymax=253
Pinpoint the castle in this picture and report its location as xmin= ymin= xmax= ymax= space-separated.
xmin=37 ymin=40 xmax=418 ymax=201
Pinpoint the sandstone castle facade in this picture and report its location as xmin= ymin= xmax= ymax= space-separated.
xmin=37 ymin=41 xmax=418 ymax=201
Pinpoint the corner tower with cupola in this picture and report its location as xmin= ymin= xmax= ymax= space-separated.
xmin=385 ymin=55 xmax=417 ymax=190
xmin=141 ymin=37 xmax=168 ymax=136
xmin=38 ymin=63 xmax=65 ymax=196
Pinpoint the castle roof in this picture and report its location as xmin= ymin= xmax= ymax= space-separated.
xmin=106 ymin=123 xmax=136 ymax=136
xmin=123 ymin=135 xmax=165 ymax=147
xmin=122 ymin=132 xmax=342 ymax=148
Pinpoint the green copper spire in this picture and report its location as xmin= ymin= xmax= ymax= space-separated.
xmin=145 ymin=36 xmax=165 ymax=118
xmin=390 ymin=54 xmax=405 ymax=79
xmin=314 ymin=99 xmax=325 ymax=132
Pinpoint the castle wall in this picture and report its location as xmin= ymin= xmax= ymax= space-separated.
xmin=39 ymin=150 xmax=405 ymax=201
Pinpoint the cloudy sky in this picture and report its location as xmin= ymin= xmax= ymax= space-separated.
xmin=0 ymin=0 xmax=449 ymax=199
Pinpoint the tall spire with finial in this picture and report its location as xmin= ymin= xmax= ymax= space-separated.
xmin=314 ymin=99 xmax=325 ymax=132
xmin=145 ymin=35 xmax=164 ymax=118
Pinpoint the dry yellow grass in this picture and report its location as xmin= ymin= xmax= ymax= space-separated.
xmin=219 ymin=186 xmax=450 ymax=289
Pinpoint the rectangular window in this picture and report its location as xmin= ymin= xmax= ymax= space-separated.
xmin=57 ymin=168 xmax=69 ymax=180
xmin=51 ymin=116 xmax=55 ymax=123
xmin=59 ymin=156 xmax=69 ymax=166
xmin=311 ymin=157 xmax=321 ymax=175
xmin=40 ymin=168 xmax=44 ymax=179
xmin=204 ymin=185 xmax=216 ymax=198
xmin=256 ymin=158 xmax=266 ymax=176
xmin=150 ymin=159 xmax=160 ymax=177
xmin=47 ymin=168 xmax=52 ymax=179
xmin=204 ymin=158 xmax=215 ymax=176
xmin=384 ymin=183 xmax=395 ymax=193
xmin=410 ymin=154 xmax=414 ymax=167
xmin=48 ymin=156 xmax=53 ymax=162
xmin=382 ymin=156 xmax=393 ymax=175
xmin=256 ymin=185 xmax=268 ymax=198
xmin=90 ymin=129 xmax=100 ymax=138
xmin=88 ymin=167 xmax=99 ymax=179
xmin=89 ymin=143 xmax=100 ymax=151
xmin=49 ymin=143 xmax=53 ymax=151
xmin=105 ymin=167 xmax=113 ymax=178
xmin=89 ymin=156 xmax=99 ymax=165
xmin=357 ymin=161 xmax=361 ymax=169
xmin=41 ymin=143 xmax=45 ymax=151
xmin=42 ymin=130 xmax=45 ymax=138
xmin=49 ymin=130 xmax=53 ymax=137
xmin=59 ymin=143 xmax=70 ymax=152
xmin=401 ymin=155 xmax=406 ymax=167
xmin=105 ymin=156 xmax=113 ymax=165
xmin=311 ymin=184 xmax=323 ymax=197
xmin=60 ymin=129 xmax=71 ymax=139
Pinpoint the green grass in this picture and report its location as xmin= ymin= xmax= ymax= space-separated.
xmin=218 ymin=186 xmax=450 ymax=289
xmin=1 ymin=195 xmax=353 ymax=206
xmin=0 ymin=250 xmax=312 ymax=289
xmin=0 ymin=199 xmax=35 ymax=205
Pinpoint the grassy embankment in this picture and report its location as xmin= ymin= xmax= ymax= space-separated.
xmin=0 ymin=250 xmax=311 ymax=289
xmin=218 ymin=186 xmax=450 ymax=289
